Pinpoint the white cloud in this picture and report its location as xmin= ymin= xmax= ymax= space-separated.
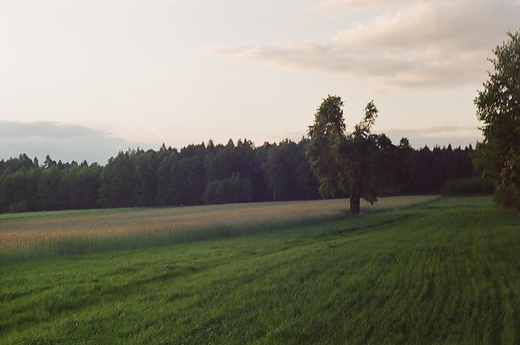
xmin=0 ymin=121 xmax=100 ymax=139
xmin=384 ymin=125 xmax=483 ymax=148
xmin=0 ymin=121 xmax=153 ymax=164
xmin=207 ymin=0 xmax=520 ymax=89
xmin=385 ymin=125 xmax=479 ymax=138
xmin=305 ymin=0 xmax=415 ymax=12
xmin=259 ymin=130 xmax=307 ymax=145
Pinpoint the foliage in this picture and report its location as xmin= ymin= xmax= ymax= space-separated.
xmin=494 ymin=183 xmax=520 ymax=209
xmin=440 ymin=176 xmax=495 ymax=195
xmin=307 ymin=96 xmax=413 ymax=215
xmin=402 ymin=144 xmax=478 ymax=194
xmin=203 ymin=173 xmax=253 ymax=205
xmin=260 ymin=139 xmax=320 ymax=201
xmin=473 ymin=29 xmax=520 ymax=210
xmin=3 ymin=197 xmax=520 ymax=344
xmin=0 ymin=138 xmax=479 ymax=214
xmin=306 ymin=95 xmax=346 ymax=199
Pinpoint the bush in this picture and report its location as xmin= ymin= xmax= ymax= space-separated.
xmin=9 ymin=200 xmax=29 ymax=213
xmin=441 ymin=176 xmax=495 ymax=196
xmin=203 ymin=173 xmax=253 ymax=205
xmin=494 ymin=183 xmax=520 ymax=211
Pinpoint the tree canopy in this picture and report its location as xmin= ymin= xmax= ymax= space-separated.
xmin=473 ymin=29 xmax=520 ymax=209
xmin=306 ymin=95 xmax=414 ymax=215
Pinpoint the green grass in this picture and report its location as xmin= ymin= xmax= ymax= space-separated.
xmin=1 ymin=196 xmax=520 ymax=344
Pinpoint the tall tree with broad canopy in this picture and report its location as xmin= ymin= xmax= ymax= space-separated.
xmin=306 ymin=95 xmax=413 ymax=215
xmin=473 ymin=30 xmax=520 ymax=209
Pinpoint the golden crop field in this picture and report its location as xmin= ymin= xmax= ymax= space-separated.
xmin=0 ymin=196 xmax=437 ymax=250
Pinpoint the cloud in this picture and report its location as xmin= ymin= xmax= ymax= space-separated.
xmin=259 ymin=130 xmax=307 ymax=144
xmin=305 ymin=0 xmax=414 ymax=12
xmin=384 ymin=125 xmax=483 ymax=148
xmin=0 ymin=121 xmax=152 ymax=164
xmin=0 ymin=121 xmax=100 ymax=139
xmin=255 ymin=126 xmax=482 ymax=149
xmin=149 ymin=125 xmax=177 ymax=132
xmin=385 ymin=125 xmax=478 ymax=138
xmin=207 ymin=0 xmax=520 ymax=89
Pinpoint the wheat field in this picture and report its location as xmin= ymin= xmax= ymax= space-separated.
xmin=0 ymin=196 xmax=438 ymax=263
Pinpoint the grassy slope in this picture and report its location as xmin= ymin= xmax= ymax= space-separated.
xmin=1 ymin=196 xmax=520 ymax=344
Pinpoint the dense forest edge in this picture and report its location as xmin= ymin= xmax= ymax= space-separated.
xmin=0 ymin=138 xmax=493 ymax=214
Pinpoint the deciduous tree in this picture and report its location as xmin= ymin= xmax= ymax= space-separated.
xmin=307 ymin=95 xmax=413 ymax=215
xmin=473 ymin=30 xmax=520 ymax=209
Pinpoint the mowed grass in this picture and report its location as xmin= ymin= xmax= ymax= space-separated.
xmin=2 ymin=196 xmax=520 ymax=344
xmin=0 ymin=196 xmax=436 ymax=264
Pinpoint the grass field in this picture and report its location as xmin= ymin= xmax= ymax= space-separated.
xmin=0 ymin=195 xmax=436 ymax=264
xmin=2 ymin=196 xmax=520 ymax=344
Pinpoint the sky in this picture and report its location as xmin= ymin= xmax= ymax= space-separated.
xmin=1 ymin=0 xmax=519 ymax=165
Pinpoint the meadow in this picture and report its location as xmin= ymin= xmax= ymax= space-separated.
xmin=2 ymin=196 xmax=520 ymax=344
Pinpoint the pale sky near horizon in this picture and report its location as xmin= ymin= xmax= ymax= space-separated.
xmin=1 ymin=0 xmax=519 ymax=164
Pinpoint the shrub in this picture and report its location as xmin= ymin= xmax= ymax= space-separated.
xmin=494 ymin=183 xmax=520 ymax=210
xmin=203 ymin=173 xmax=253 ymax=205
xmin=441 ymin=176 xmax=495 ymax=196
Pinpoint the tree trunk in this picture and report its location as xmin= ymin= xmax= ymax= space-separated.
xmin=350 ymin=194 xmax=361 ymax=216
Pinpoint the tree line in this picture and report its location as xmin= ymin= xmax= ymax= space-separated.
xmin=0 ymin=138 xmax=486 ymax=214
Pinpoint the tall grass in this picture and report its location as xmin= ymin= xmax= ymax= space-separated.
xmin=0 ymin=196 xmax=437 ymax=264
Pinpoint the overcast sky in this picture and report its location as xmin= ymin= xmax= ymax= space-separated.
xmin=1 ymin=0 xmax=519 ymax=164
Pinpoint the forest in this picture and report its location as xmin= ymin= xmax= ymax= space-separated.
xmin=0 ymin=138 xmax=493 ymax=213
